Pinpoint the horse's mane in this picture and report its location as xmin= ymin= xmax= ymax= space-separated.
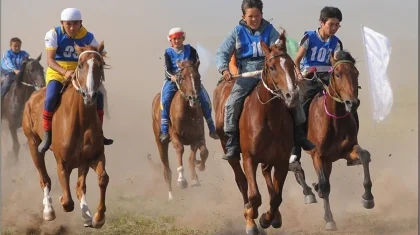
xmin=335 ymin=50 xmax=356 ymax=64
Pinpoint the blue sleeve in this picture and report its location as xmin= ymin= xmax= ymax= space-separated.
xmin=215 ymin=28 xmax=237 ymax=74
xmin=268 ymin=27 xmax=281 ymax=47
xmin=2 ymin=52 xmax=16 ymax=71
xmin=164 ymin=51 xmax=173 ymax=79
xmin=189 ymin=46 xmax=199 ymax=63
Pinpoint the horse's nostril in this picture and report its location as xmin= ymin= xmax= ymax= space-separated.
xmin=344 ymin=100 xmax=352 ymax=107
xmin=285 ymin=93 xmax=291 ymax=99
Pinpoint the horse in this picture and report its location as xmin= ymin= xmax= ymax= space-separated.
xmin=152 ymin=59 xmax=210 ymax=200
xmin=22 ymin=42 xmax=110 ymax=229
xmin=1 ymin=54 xmax=45 ymax=160
xmin=299 ymin=50 xmax=374 ymax=230
xmin=99 ymin=84 xmax=111 ymax=119
xmin=213 ymin=30 xmax=300 ymax=235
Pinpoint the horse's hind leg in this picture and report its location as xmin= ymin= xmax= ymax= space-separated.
xmin=260 ymin=164 xmax=281 ymax=229
xmin=156 ymin=137 xmax=173 ymax=200
xmin=188 ymin=143 xmax=201 ymax=187
xmin=312 ymin=153 xmax=337 ymax=231
xmin=9 ymin=123 xmax=20 ymax=162
xmin=99 ymin=85 xmax=111 ymax=119
xmin=345 ymin=145 xmax=374 ymax=209
xmin=259 ymin=163 xmax=288 ymax=231
xmin=89 ymin=153 xmax=109 ymax=229
xmin=27 ymin=137 xmax=55 ymax=221
xmin=76 ymin=164 xmax=93 ymax=227
xmin=172 ymin=136 xmax=188 ymax=189
xmin=243 ymin=155 xmax=261 ymax=235
xmin=289 ymin=162 xmax=317 ymax=204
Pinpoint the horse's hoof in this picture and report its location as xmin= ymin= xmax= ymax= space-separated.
xmin=271 ymin=214 xmax=282 ymax=229
xmin=325 ymin=221 xmax=337 ymax=231
xmin=361 ymin=198 xmax=375 ymax=209
xmin=304 ymin=194 xmax=317 ymax=204
xmin=177 ymin=180 xmax=188 ymax=189
xmin=246 ymin=226 xmax=259 ymax=235
xmin=59 ymin=196 xmax=74 ymax=212
xmin=258 ymin=213 xmax=271 ymax=229
xmin=191 ymin=179 xmax=201 ymax=187
xmin=43 ymin=208 xmax=56 ymax=221
xmin=92 ymin=215 xmax=106 ymax=229
xmin=84 ymin=220 xmax=93 ymax=228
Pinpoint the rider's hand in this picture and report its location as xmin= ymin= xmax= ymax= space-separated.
xmin=222 ymin=70 xmax=232 ymax=81
xmin=14 ymin=70 xmax=20 ymax=75
xmin=64 ymin=70 xmax=75 ymax=80
xmin=170 ymin=75 xmax=177 ymax=82
xmin=296 ymin=72 xmax=304 ymax=82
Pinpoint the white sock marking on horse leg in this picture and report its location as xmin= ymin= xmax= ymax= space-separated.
xmin=168 ymin=191 xmax=173 ymax=201
xmin=280 ymin=57 xmax=294 ymax=93
xmin=177 ymin=166 xmax=185 ymax=182
xmin=42 ymin=186 xmax=55 ymax=220
xmin=80 ymin=194 xmax=93 ymax=226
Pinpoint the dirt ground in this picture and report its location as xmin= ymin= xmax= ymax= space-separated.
xmin=1 ymin=1 xmax=418 ymax=234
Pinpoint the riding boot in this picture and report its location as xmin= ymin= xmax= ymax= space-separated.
xmin=97 ymin=110 xmax=113 ymax=146
xmin=206 ymin=118 xmax=219 ymax=140
xmin=291 ymin=105 xmax=315 ymax=151
xmin=38 ymin=110 xmax=54 ymax=153
xmin=222 ymin=132 xmax=241 ymax=161
xmin=160 ymin=133 xmax=170 ymax=144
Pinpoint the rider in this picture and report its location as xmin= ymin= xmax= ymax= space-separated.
xmin=291 ymin=6 xmax=352 ymax=164
xmin=215 ymin=0 xmax=315 ymax=161
xmin=159 ymin=27 xmax=219 ymax=144
xmin=1 ymin=37 xmax=30 ymax=98
xmin=38 ymin=7 xmax=113 ymax=153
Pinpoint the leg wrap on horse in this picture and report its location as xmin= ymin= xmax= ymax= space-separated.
xmin=1 ymin=73 xmax=16 ymax=98
xmin=198 ymin=85 xmax=216 ymax=133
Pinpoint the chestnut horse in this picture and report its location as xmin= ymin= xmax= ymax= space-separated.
xmin=152 ymin=59 xmax=210 ymax=200
xmin=302 ymin=50 xmax=374 ymax=230
xmin=213 ymin=31 xmax=300 ymax=235
xmin=1 ymin=54 xmax=45 ymax=160
xmin=22 ymin=42 xmax=110 ymax=229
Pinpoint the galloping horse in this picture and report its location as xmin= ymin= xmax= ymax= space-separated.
xmin=213 ymin=31 xmax=300 ymax=235
xmin=22 ymin=42 xmax=110 ymax=229
xmin=152 ymin=59 xmax=210 ymax=200
xmin=302 ymin=50 xmax=374 ymax=230
xmin=1 ymin=54 xmax=45 ymax=159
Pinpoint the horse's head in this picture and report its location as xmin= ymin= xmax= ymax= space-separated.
xmin=73 ymin=41 xmax=107 ymax=106
xmin=329 ymin=50 xmax=359 ymax=112
xmin=19 ymin=54 xmax=45 ymax=90
xmin=260 ymin=30 xmax=299 ymax=108
xmin=175 ymin=59 xmax=201 ymax=107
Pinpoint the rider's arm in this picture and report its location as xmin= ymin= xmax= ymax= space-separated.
xmin=45 ymin=29 xmax=67 ymax=75
xmin=215 ymin=28 xmax=236 ymax=75
xmin=330 ymin=39 xmax=343 ymax=65
xmin=164 ymin=51 xmax=173 ymax=80
xmin=294 ymin=34 xmax=309 ymax=70
xmin=2 ymin=51 xmax=17 ymax=73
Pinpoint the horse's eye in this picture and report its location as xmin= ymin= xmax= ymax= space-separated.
xmin=269 ymin=66 xmax=275 ymax=71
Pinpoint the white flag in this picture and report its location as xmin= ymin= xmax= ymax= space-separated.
xmin=196 ymin=42 xmax=215 ymax=79
xmin=361 ymin=25 xmax=393 ymax=122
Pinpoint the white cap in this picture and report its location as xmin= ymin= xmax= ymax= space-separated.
xmin=167 ymin=27 xmax=186 ymax=41
xmin=61 ymin=8 xmax=82 ymax=21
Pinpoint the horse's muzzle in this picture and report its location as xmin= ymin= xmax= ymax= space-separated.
xmin=284 ymin=89 xmax=299 ymax=108
xmin=187 ymin=95 xmax=200 ymax=107
xmin=82 ymin=91 xmax=98 ymax=106
xmin=344 ymin=98 xmax=360 ymax=112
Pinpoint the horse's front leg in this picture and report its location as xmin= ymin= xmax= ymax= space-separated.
xmin=259 ymin=163 xmax=282 ymax=229
xmin=189 ymin=143 xmax=200 ymax=187
xmin=172 ymin=136 xmax=187 ymax=189
xmin=312 ymin=152 xmax=337 ymax=231
xmin=76 ymin=164 xmax=93 ymax=227
xmin=243 ymin=154 xmax=261 ymax=235
xmin=289 ymin=160 xmax=317 ymax=204
xmin=8 ymin=121 xmax=20 ymax=161
xmin=89 ymin=152 xmax=109 ymax=229
xmin=345 ymin=145 xmax=374 ymax=209
xmin=57 ymin=160 xmax=75 ymax=213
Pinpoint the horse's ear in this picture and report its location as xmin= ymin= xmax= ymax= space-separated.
xmin=277 ymin=28 xmax=287 ymax=50
xmin=195 ymin=59 xmax=200 ymax=68
xmin=36 ymin=53 xmax=42 ymax=62
xmin=260 ymin=39 xmax=270 ymax=56
xmin=74 ymin=43 xmax=83 ymax=55
xmin=98 ymin=41 xmax=105 ymax=55
xmin=176 ymin=59 xmax=183 ymax=68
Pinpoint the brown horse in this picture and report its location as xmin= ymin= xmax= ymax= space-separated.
xmin=22 ymin=42 xmax=109 ymax=229
xmin=1 ymin=54 xmax=45 ymax=160
xmin=152 ymin=59 xmax=210 ymax=200
xmin=302 ymin=50 xmax=374 ymax=230
xmin=213 ymin=31 xmax=300 ymax=235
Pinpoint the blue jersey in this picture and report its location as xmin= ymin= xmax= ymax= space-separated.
xmin=300 ymin=30 xmax=339 ymax=70
xmin=1 ymin=49 xmax=29 ymax=73
xmin=54 ymin=26 xmax=94 ymax=62
xmin=165 ymin=44 xmax=191 ymax=74
xmin=236 ymin=24 xmax=273 ymax=60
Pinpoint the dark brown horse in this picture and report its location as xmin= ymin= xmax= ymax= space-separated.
xmin=152 ymin=59 xmax=210 ymax=200
xmin=302 ymin=50 xmax=374 ymax=230
xmin=22 ymin=42 xmax=109 ymax=229
xmin=213 ymin=31 xmax=300 ymax=235
xmin=1 ymin=54 xmax=45 ymax=160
